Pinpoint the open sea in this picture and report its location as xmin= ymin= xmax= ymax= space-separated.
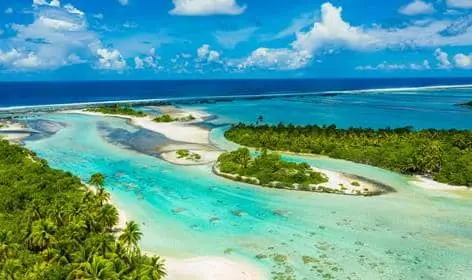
xmin=1 ymin=78 xmax=472 ymax=279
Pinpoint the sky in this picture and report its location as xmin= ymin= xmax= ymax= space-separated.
xmin=0 ymin=0 xmax=472 ymax=80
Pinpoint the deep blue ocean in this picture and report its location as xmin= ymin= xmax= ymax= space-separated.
xmin=1 ymin=78 xmax=472 ymax=108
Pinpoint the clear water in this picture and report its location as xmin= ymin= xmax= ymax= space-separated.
xmin=22 ymin=88 xmax=472 ymax=279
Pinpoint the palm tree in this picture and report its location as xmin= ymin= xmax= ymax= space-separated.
xmin=146 ymin=256 xmax=166 ymax=279
xmin=95 ymin=187 xmax=110 ymax=207
xmin=28 ymin=219 xmax=57 ymax=252
xmin=93 ymin=234 xmax=115 ymax=256
xmin=74 ymin=256 xmax=117 ymax=280
xmin=88 ymin=173 xmax=105 ymax=188
xmin=98 ymin=204 xmax=119 ymax=231
xmin=119 ymin=221 xmax=142 ymax=250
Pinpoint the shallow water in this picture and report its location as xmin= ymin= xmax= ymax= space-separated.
xmin=23 ymin=90 xmax=472 ymax=279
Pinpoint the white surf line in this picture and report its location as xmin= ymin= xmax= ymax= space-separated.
xmin=2 ymin=83 xmax=472 ymax=112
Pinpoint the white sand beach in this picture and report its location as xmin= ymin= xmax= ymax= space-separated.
xmin=312 ymin=167 xmax=381 ymax=195
xmin=161 ymin=149 xmax=222 ymax=165
xmin=63 ymin=107 xmax=211 ymax=145
xmin=164 ymin=256 xmax=267 ymax=280
xmin=410 ymin=176 xmax=470 ymax=191
xmin=0 ymin=120 xmax=31 ymax=142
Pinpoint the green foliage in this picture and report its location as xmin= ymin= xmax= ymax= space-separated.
xmin=87 ymin=103 xmax=147 ymax=117
xmin=217 ymin=148 xmax=328 ymax=189
xmin=0 ymin=140 xmax=166 ymax=279
xmin=153 ymin=114 xmax=196 ymax=123
xmin=89 ymin=173 xmax=105 ymax=187
xmin=225 ymin=123 xmax=472 ymax=187
xmin=153 ymin=114 xmax=175 ymax=123
xmin=176 ymin=149 xmax=201 ymax=161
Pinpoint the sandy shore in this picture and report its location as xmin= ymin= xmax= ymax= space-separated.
xmin=410 ymin=176 xmax=470 ymax=191
xmin=87 ymin=182 xmax=266 ymax=279
xmin=164 ymin=256 xmax=267 ymax=280
xmin=214 ymin=164 xmax=386 ymax=196
xmin=63 ymin=107 xmax=211 ymax=145
xmin=161 ymin=149 xmax=222 ymax=165
xmin=0 ymin=120 xmax=32 ymax=142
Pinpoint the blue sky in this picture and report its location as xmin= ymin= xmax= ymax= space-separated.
xmin=0 ymin=0 xmax=472 ymax=80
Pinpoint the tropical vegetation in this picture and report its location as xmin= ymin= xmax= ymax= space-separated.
xmin=87 ymin=104 xmax=147 ymax=117
xmin=153 ymin=114 xmax=195 ymax=123
xmin=0 ymin=139 xmax=166 ymax=279
xmin=176 ymin=149 xmax=201 ymax=161
xmin=216 ymin=148 xmax=328 ymax=190
xmin=225 ymin=124 xmax=472 ymax=186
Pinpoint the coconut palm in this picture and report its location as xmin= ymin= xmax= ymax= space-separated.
xmin=88 ymin=173 xmax=105 ymax=188
xmin=119 ymin=221 xmax=142 ymax=250
xmin=28 ymin=219 xmax=57 ymax=251
xmin=95 ymin=187 xmax=110 ymax=207
xmin=97 ymin=204 xmax=119 ymax=231
xmin=75 ymin=256 xmax=117 ymax=280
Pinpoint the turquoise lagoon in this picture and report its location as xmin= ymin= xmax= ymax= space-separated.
xmin=23 ymin=89 xmax=472 ymax=279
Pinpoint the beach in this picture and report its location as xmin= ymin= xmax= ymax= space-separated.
xmin=410 ymin=176 xmax=470 ymax=191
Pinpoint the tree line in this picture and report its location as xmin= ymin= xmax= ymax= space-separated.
xmin=225 ymin=124 xmax=472 ymax=187
xmin=0 ymin=139 xmax=165 ymax=279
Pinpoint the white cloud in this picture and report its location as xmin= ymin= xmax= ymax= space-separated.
xmin=169 ymin=0 xmax=246 ymax=16
xmin=434 ymin=48 xmax=452 ymax=68
xmin=96 ymin=48 xmax=126 ymax=71
xmin=356 ymin=60 xmax=431 ymax=71
xmin=214 ymin=27 xmax=258 ymax=49
xmin=133 ymin=48 xmax=161 ymax=70
xmin=447 ymin=0 xmax=472 ymax=9
xmin=64 ymin=4 xmax=85 ymax=16
xmin=292 ymin=3 xmax=374 ymax=53
xmin=0 ymin=3 xmax=98 ymax=71
xmin=134 ymin=56 xmax=144 ymax=69
xmin=399 ymin=0 xmax=435 ymax=16
xmin=197 ymin=44 xmax=221 ymax=62
xmin=5 ymin=7 xmax=13 ymax=14
xmin=238 ymin=48 xmax=312 ymax=70
xmin=454 ymin=53 xmax=472 ymax=68
xmin=33 ymin=0 xmax=61 ymax=7
xmin=118 ymin=0 xmax=129 ymax=5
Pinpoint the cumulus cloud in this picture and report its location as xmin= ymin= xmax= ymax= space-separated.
xmin=0 ymin=3 xmax=97 ymax=71
xmin=118 ymin=0 xmax=129 ymax=5
xmin=169 ymin=0 xmax=246 ymax=16
xmin=4 ymin=7 xmax=13 ymax=14
xmin=434 ymin=48 xmax=452 ymax=68
xmin=237 ymin=48 xmax=312 ymax=70
xmin=398 ymin=0 xmax=435 ymax=16
xmin=134 ymin=56 xmax=144 ymax=69
xmin=33 ymin=0 xmax=61 ymax=7
xmin=96 ymin=48 xmax=127 ymax=71
xmin=197 ymin=44 xmax=221 ymax=62
xmin=356 ymin=60 xmax=431 ymax=71
xmin=64 ymin=4 xmax=85 ymax=16
xmin=134 ymin=48 xmax=161 ymax=70
xmin=454 ymin=53 xmax=472 ymax=68
xmin=292 ymin=3 xmax=374 ymax=53
xmin=447 ymin=0 xmax=472 ymax=9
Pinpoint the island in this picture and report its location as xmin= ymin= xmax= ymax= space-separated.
xmin=153 ymin=113 xmax=196 ymax=123
xmin=0 ymin=139 xmax=166 ymax=279
xmin=86 ymin=103 xmax=147 ymax=117
xmin=214 ymin=148 xmax=387 ymax=196
xmin=225 ymin=124 xmax=472 ymax=187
